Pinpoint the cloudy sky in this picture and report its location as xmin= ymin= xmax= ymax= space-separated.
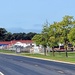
xmin=0 ymin=0 xmax=75 ymax=33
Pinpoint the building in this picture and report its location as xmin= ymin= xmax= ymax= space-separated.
xmin=0 ymin=40 xmax=33 ymax=49
xmin=0 ymin=40 xmax=43 ymax=53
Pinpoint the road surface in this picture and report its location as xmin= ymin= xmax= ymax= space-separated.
xmin=0 ymin=54 xmax=75 ymax=75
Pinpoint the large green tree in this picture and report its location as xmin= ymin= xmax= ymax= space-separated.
xmin=48 ymin=22 xmax=59 ymax=56
xmin=41 ymin=22 xmax=49 ymax=55
xmin=32 ymin=21 xmax=49 ymax=55
xmin=32 ymin=15 xmax=75 ymax=57
xmin=48 ymin=16 xmax=75 ymax=57
xmin=59 ymin=15 xmax=75 ymax=57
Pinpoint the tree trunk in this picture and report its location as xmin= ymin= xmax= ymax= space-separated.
xmin=65 ymin=46 xmax=68 ymax=57
xmin=52 ymin=47 xmax=55 ymax=56
xmin=44 ymin=46 xmax=47 ymax=56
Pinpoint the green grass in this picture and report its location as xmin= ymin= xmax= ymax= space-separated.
xmin=20 ymin=52 xmax=75 ymax=63
xmin=0 ymin=49 xmax=75 ymax=63
xmin=0 ymin=50 xmax=15 ymax=53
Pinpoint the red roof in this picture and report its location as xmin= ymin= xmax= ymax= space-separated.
xmin=0 ymin=40 xmax=33 ymax=45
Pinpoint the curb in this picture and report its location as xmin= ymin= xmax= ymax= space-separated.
xmin=0 ymin=52 xmax=75 ymax=65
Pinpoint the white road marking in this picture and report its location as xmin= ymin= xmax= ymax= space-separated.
xmin=58 ymin=70 xmax=64 ymax=74
xmin=35 ymin=65 xmax=38 ymax=66
xmin=0 ymin=72 xmax=4 ymax=75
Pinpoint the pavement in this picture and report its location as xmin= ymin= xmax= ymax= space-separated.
xmin=0 ymin=53 xmax=75 ymax=75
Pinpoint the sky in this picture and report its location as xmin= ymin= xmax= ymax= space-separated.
xmin=0 ymin=0 xmax=75 ymax=33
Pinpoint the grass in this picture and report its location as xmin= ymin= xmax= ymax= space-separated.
xmin=20 ymin=52 xmax=75 ymax=63
xmin=0 ymin=49 xmax=15 ymax=53
xmin=0 ymin=49 xmax=75 ymax=63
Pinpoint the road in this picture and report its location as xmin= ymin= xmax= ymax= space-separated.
xmin=0 ymin=54 xmax=75 ymax=75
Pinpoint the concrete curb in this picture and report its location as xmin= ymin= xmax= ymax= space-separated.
xmin=20 ymin=55 xmax=75 ymax=65
xmin=0 ymin=52 xmax=75 ymax=65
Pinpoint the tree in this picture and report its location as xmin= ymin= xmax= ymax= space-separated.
xmin=33 ymin=15 xmax=75 ymax=57
xmin=32 ymin=34 xmax=42 ymax=45
xmin=68 ymin=28 xmax=75 ymax=46
xmin=5 ymin=32 xmax=12 ymax=41
xmin=41 ymin=21 xmax=49 ymax=55
xmin=48 ymin=22 xmax=59 ymax=56
xmin=32 ymin=33 xmax=48 ymax=56
xmin=26 ymin=32 xmax=37 ymax=40
xmin=59 ymin=15 xmax=75 ymax=57
xmin=0 ymin=28 xmax=7 ymax=41
xmin=47 ymin=15 xmax=75 ymax=57
xmin=32 ymin=21 xmax=49 ymax=56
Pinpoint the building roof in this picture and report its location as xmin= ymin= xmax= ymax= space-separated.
xmin=0 ymin=40 xmax=33 ymax=45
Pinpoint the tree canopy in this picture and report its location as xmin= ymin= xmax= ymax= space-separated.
xmin=0 ymin=28 xmax=37 ymax=41
xmin=32 ymin=15 xmax=75 ymax=57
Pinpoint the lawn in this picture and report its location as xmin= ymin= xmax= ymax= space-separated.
xmin=20 ymin=52 xmax=75 ymax=63
xmin=0 ymin=50 xmax=15 ymax=53
xmin=0 ymin=49 xmax=75 ymax=63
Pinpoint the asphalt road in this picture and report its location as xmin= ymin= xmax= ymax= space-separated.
xmin=0 ymin=54 xmax=75 ymax=75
